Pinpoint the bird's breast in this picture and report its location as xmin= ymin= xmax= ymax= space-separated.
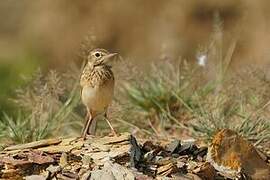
xmin=81 ymin=79 xmax=114 ymax=112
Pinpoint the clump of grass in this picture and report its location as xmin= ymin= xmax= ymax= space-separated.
xmin=0 ymin=67 xmax=83 ymax=144
xmin=187 ymin=92 xmax=270 ymax=145
xmin=119 ymin=58 xmax=203 ymax=136
xmin=121 ymin=59 xmax=270 ymax=145
xmin=120 ymin=12 xmax=270 ymax=146
xmin=0 ymin=111 xmax=47 ymax=144
xmin=188 ymin=12 xmax=270 ymax=145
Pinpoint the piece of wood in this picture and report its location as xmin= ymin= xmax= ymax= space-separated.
xmin=0 ymin=131 xmax=269 ymax=180
xmin=4 ymin=138 xmax=62 ymax=151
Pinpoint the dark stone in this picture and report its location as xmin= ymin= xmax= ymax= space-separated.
xmin=165 ymin=140 xmax=181 ymax=154
xmin=130 ymin=135 xmax=143 ymax=168
xmin=142 ymin=141 xmax=156 ymax=152
xmin=178 ymin=142 xmax=198 ymax=156
xmin=193 ymin=146 xmax=208 ymax=158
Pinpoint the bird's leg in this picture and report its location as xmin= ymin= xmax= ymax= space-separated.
xmin=87 ymin=115 xmax=97 ymax=135
xmin=82 ymin=109 xmax=95 ymax=140
xmin=81 ymin=110 xmax=90 ymax=136
xmin=104 ymin=112 xmax=117 ymax=136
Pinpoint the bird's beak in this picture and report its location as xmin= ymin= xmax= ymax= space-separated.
xmin=103 ymin=53 xmax=118 ymax=62
xmin=102 ymin=53 xmax=117 ymax=64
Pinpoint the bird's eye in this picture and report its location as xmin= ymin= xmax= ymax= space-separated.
xmin=95 ymin=52 xmax=101 ymax=58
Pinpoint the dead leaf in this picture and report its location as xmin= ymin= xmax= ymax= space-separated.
xmin=207 ymin=129 xmax=270 ymax=179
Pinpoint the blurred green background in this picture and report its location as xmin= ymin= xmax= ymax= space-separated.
xmin=1 ymin=0 xmax=270 ymax=115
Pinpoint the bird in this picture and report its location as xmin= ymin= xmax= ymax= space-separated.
xmin=80 ymin=48 xmax=117 ymax=139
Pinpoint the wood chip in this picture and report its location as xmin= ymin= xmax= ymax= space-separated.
xmin=38 ymin=145 xmax=75 ymax=153
xmin=103 ymin=161 xmax=134 ymax=180
xmin=25 ymin=175 xmax=47 ymax=180
xmin=90 ymin=169 xmax=115 ymax=180
xmin=60 ymin=153 xmax=68 ymax=168
xmin=4 ymin=139 xmax=62 ymax=151
xmin=157 ymin=162 xmax=177 ymax=176
xmin=1 ymin=157 xmax=32 ymax=167
xmin=27 ymin=151 xmax=55 ymax=164
xmin=193 ymin=162 xmax=216 ymax=180
xmin=86 ymin=133 xmax=130 ymax=146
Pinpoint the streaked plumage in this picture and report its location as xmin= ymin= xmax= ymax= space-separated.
xmin=80 ymin=48 xmax=117 ymax=139
xmin=80 ymin=64 xmax=114 ymax=88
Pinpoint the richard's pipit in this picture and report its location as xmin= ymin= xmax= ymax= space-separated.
xmin=80 ymin=48 xmax=117 ymax=139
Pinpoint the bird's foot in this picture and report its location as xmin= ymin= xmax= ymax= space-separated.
xmin=108 ymin=130 xmax=118 ymax=137
xmin=81 ymin=134 xmax=95 ymax=140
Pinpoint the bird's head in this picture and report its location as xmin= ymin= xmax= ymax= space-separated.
xmin=87 ymin=48 xmax=117 ymax=67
